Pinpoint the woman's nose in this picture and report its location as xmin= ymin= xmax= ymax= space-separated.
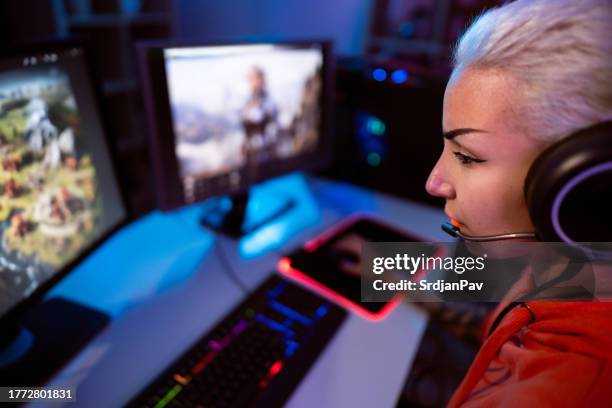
xmin=426 ymin=166 xmax=455 ymax=199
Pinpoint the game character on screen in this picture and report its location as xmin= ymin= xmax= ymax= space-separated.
xmin=241 ymin=66 xmax=278 ymax=162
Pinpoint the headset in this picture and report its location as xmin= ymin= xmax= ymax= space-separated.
xmin=442 ymin=121 xmax=612 ymax=245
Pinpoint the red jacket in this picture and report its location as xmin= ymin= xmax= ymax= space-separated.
xmin=448 ymin=302 xmax=612 ymax=407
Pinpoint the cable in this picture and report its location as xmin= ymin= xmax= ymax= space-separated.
xmin=171 ymin=205 xmax=252 ymax=295
xmin=213 ymin=233 xmax=252 ymax=295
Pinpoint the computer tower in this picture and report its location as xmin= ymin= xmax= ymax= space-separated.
xmin=325 ymin=58 xmax=446 ymax=208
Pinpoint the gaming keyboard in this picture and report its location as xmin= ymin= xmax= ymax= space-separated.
xmin=129 ymin=274 xmax=347 ymax=408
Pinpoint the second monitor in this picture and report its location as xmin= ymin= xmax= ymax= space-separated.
xmin=140 ymin=41 xmax=333 ymax=236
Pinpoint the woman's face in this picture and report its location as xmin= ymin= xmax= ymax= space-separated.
xmin=426 ymin=68 xmax=547 ymax=237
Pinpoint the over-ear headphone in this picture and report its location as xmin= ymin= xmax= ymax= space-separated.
xmin=525 ymin=121 xmax=612 ymax=242
xmin=443 ymin=121 xmax=612 ymax=244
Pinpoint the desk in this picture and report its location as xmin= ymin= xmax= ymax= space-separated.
xmin=36 ymin=173 xmax=447 ymax=408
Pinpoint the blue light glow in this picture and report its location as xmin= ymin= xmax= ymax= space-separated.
xmin=391 ymin=69 xmax=409 ymax=84
xmin=367 ymin=152 xmax=382 ymax=167
xmin=256 ymin=314 xmax=295 ymax=337
xmin=269 ymin=300 xmax=312 ymax=326
xmin=367 ymin=118 xmax=386 ymax=135
xmin=284 ymin=339 xmax=299 ymax=357
xmin=372 ymin=68 xmax=387 ymax=82
xmin=239 ymin=173 xmax=320 ymax=258
xmin=46 ymin=210 xmax=216 ymax=317
xmin=314 ymin=304 xmax=329 ymax=319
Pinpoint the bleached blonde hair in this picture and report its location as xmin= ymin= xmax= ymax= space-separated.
xmin=451 ymin=0 xmax=612 ymax=142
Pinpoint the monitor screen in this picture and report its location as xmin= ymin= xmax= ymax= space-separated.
xmin=0 ymin=45 xmax=126 ymax=319
xmin=142 ymin=41 xmax=332 ymax=208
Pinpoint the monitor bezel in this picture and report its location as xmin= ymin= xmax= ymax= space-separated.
xmin=138 ymin=39 xmax=335 ymax=210
xmin=0 ymin=38 xmax=130 ymax=327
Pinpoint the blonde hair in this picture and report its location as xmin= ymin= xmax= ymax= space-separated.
xmin=451 ymin=0 xmax=612 ymax=142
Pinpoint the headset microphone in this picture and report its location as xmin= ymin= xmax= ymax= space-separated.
xmin=441 ymin=222 xmax=536 ymax=242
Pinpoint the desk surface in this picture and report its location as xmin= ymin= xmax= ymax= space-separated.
xmin=36 ymin=174 xmax=447 ymax=408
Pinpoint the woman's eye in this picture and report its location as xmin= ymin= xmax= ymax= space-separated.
xmin=453 ymin=151 xmax=485 ymax=165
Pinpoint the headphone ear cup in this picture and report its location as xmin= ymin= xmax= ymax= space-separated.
xmin=525 ymin=122 xmax=612 ymax=242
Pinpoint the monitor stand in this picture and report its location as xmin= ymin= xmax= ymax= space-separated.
xmin=0 ymin=297 xmax=109 ymax=385
xmin=200 ymin=190 xmax=296 ymax=238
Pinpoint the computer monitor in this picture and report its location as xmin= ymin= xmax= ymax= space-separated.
xmin=139 ymin=41 xmax=333 ymax=236
xmin=0 ymin=42 xmax=127 ymax=328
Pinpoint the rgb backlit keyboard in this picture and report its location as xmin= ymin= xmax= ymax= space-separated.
xmin=130 ymin=274 xmax=346 ymax=408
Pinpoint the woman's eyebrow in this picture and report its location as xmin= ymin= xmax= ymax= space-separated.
xmin=443 ymin=128 xmax=488 ymax=140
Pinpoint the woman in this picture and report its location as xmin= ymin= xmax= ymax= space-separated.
xmin=425 ymin=0 xmax=612 ymax=405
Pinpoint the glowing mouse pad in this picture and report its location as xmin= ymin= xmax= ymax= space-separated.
xmin=278 ymin=215 xmax=437 ymax=320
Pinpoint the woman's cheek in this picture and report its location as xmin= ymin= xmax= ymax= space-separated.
xmin=462 ymin=176 xmax=510 ymax=231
